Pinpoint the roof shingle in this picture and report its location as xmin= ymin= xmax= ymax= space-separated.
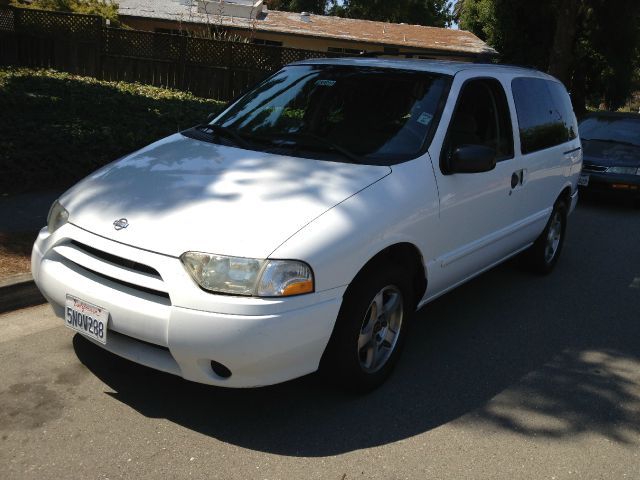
xmin=117 ymin=0 xmax=496 ymax=56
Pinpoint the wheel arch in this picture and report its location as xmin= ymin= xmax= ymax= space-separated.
xmin=348 ymin=242 xmax=427 ymax=310
xmin=557 ymin=185 xmax=573 ymax=207
xmin=319 ymin=241 xmax=427 ymax=386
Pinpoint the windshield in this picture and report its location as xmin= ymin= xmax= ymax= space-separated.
xmin=579 ymin=116 xmax=640 ymax=147
xmin=212 ymin=65 xmax=450 ymax=164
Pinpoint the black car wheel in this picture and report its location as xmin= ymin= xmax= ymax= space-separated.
xmin=521 ymin=200 xmax=568 ymax=274
xmin=320 ymin=262 xmax=413 ymax=392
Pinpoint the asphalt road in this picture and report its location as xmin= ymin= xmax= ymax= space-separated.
xmin=1 ymin=196 xmax=639 ymax=480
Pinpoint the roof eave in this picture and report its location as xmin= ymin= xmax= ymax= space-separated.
xmin=118 ymin=12 xmax=497 ymax=57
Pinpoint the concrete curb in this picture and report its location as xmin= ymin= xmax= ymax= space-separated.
xmin=0 ymin=273 xmax=45 ymax=314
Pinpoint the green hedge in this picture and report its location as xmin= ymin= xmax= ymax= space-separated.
xmin=0 ymin=68 xmax=225 ymax=194
xmin=10 ymin=0 xmax=122 ymax=26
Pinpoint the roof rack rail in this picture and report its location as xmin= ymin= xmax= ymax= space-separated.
xmin=351 ymin=50 xmax=497 ymax=62
xmin=348 ymin=52 xmax=543 ymax=69
xmin=473 ymin=60 xmax=539 ymax=69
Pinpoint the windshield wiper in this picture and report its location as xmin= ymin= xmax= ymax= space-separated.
xmin=194 ymin=125 xmax=364 ymax=163
xmin=266 ymin=132 xmax=363 ymax=163
xmin=195 ymin=123 xmax=250 ymax=149
xmin=582 ymin=138 xmax=640 ymax=148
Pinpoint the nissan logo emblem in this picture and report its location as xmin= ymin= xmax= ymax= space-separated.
xmin=113 ymin=218 xmax=129 ymax=231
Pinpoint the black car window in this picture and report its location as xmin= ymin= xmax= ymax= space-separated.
xmin=442 ymin=78 xmax=514 ymax=166
xmin=511 ymin=77 xmax=577 ymax=154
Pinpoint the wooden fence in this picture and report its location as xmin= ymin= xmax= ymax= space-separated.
xmin=0 ymin=5 xmax=336 ymax=100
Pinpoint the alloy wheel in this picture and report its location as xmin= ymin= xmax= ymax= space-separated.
xmin=357 ymin=285 xmax=404 ymax=373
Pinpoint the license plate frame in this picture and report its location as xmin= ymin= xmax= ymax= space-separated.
xmin=578 ymin=174 xmax=590 ymax=187
xmin=64 ymin=295 xmax=109 ymax=344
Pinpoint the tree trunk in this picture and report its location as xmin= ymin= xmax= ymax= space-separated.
xmin=547 ymin=0 xmax=580 ymax=85
xmin=570 ymin=59 xmax=587 ymax=118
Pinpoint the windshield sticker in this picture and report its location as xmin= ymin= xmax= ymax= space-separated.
xmin=315 ymin=79 xmax=336 ymax=87
xmin=417 ymin=112 xmax=433 ymax=126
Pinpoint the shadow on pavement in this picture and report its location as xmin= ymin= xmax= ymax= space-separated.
xmin=73 ymin=200 xmax=640 ymax=456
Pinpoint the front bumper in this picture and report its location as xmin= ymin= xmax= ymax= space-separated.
xmin=32 ymin=224 xmax=344 ymax=387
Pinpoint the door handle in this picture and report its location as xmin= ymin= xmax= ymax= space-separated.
xmin=511 ymin=169 xmax=526 ymax=189
xmin=511 ymin=172 xmax=520 ymax=189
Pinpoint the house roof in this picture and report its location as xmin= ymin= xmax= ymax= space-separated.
xmin=116 ymin=0 xmax=497 ymax=57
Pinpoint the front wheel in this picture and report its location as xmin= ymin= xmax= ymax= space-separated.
xmin=521 ymin=200 xmax=568 ymax=274
xmin=320 ymin=263 xmax=413 ymax=392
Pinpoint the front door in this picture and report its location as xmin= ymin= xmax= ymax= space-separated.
xmin=426 ymin=72 xmax=521 ymax=297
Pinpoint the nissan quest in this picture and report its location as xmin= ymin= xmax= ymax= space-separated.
xmin=32 ymin=59 xmax=582 ymax=391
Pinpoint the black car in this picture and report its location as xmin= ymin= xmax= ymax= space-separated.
xmin=579 ymin=112 xmax=640 ymax=197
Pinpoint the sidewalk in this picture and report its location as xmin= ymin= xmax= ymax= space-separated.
xmin=0 ymin=190 xmax=63 ymax=312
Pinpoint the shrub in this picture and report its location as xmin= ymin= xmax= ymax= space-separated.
xmin=0 ymin=67 xmax=225 ymax=194
xmin=10 ymin=0 xmax=121 ymax=26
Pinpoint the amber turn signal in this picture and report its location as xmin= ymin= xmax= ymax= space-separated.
xmin=282 ymin=280 xmax=314 ymax=296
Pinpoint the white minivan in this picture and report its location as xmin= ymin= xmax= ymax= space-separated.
xmin=32 ymin=59 xmax=582 ymax=391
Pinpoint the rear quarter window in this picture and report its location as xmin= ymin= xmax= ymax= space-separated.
xmin=511 ymin=77 xmax=578 ymax=154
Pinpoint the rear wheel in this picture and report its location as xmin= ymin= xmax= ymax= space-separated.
xmin=320 ymin=263 xmax=413 ymax=392
xmin=521 ymin=200 xmax=568 ymax=274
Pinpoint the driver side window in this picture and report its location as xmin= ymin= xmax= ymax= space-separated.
xmin=443 ymin=78 xmax=514 ymax=167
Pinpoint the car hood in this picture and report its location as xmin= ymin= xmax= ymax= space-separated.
xmin=61 ymin=134 xmax=391 ymax=258
xmin=582 ymin=140 xmax=640 ymax=167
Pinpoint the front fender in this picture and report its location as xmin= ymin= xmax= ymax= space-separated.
xmin=269 ymin=157 xmax=440 ymax=293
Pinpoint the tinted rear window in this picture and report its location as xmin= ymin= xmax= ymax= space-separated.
xmin=511 ymin=77 xmax=578 ymax=154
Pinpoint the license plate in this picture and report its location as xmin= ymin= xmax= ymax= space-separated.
xmin=65 ymin=295 xmax=108 ymax=344
xmin=578 ymin=174 xmax=590 ymax=186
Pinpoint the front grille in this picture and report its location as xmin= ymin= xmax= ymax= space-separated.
xmin=582 ymin=164 xmax=608 ymax=173
xmin=54 ymin=239 xmax=171 ymax=304
xmin=80 ymin=264 xmax=171 ymax=302
xmin=71 ymin=240 xmax=161 ymax=278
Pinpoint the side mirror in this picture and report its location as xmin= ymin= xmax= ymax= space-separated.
xmin=446 ymin=145 xmax=497 ymax=174
xmin=206 ymin=113 xmax=216 ymax=123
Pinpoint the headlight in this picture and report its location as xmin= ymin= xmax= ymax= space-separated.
xmin=181 ymin=252 xmax=314 ymax=297
xmin=47 ymin=200 xmax=69 ymax=233
xmin=257 ymin=260 xmax=314 ymax=296
xmin=606 ymin=166 xmax=639 ymax=175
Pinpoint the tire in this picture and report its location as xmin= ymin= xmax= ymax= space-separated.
xmin=521 ymin=200 xmax=568 ymax=274
xmin=320 ymin=262 xmax=414 ymax=392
